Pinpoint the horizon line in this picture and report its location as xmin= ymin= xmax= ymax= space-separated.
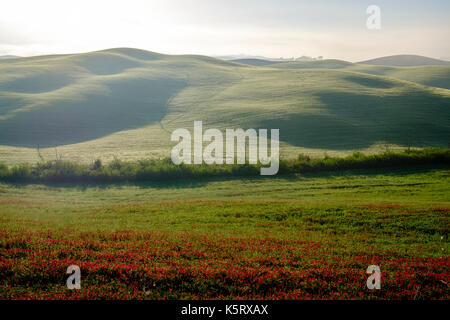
xmin=1 ymin=47 xmax=450 ymax=63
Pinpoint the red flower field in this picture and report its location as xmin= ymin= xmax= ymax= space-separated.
xmin=1 ymin=228 xmax=448 ymax=299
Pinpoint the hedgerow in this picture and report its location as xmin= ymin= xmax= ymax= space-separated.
xmin=0 ymin=148 xmax=448 ymax=183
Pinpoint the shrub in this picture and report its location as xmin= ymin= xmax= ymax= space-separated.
xmin=92 ymin=159 xmax=102 ymax=170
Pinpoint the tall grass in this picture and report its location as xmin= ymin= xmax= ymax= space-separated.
xmin=0 ymin=148 xmax=448 ymax=183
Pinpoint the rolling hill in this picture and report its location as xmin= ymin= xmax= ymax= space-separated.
xmin=360 ymin=55 xmax=450 ymax=67
xmin=259 ymin=59 xmax=450 ymax=90
xmin=0 ymin=55 xmax=20 ymax=60
xmin=0 ymin=48 xmax=449 ymax=164
xmin=231 ymin=58 xmax=280 ymax=66
xmin=263 ymin=59 xmax=353 ymax=69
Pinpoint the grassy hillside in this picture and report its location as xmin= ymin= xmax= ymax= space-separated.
xmin=266 ymin=60 xmax=450 ymax=90
xmin=338 ymin=64 xmax=450 ymax=90
xmin=0 ymin=55 xmax=20 ymax=60
xmin=265 ymin=59 xmax=353 ymax=69
xmin=231 ymin=58 xmax=280 ymax=66
xmin=0 ymin=48 xmax=449 ymax=164
xmin=360 ymin=54 xmax=450 ymax=67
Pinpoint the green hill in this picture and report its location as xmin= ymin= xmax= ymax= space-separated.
xmin=346 ymin=65 xmax=450 ymax=90
xmin=266 ymin=59 xmax=353 ymax=69
xmin=360 ymin=55 xmax=450 ymax=67
xmin=231 ymin=58 xmax=281 ymax=66
xmin=0 ymin=55 xmax=20 ymax=60
xmin=0 ymin=48 xmax=449 ymax=164
xmin=267 ymin=59 xmax=450 ymax=90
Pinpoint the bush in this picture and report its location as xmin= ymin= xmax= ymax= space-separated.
xmin=92 ymin=159 xmax=102 ymax=170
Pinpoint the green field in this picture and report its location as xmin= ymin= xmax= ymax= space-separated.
xmin=0 ymin=167 xmax=449 ymax=299
xmin=0 ymin=49 xmax=449 ymax=165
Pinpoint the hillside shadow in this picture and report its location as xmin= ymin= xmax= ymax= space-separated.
xmin=259 ymin=90 xmax=450 ymax=150
xmin=75 ymin=54 xmax=142 ymax=75
xmin=0 ymin=78 xmax=186 ymax=147
xmin=0 ymin=71 xmax=73 ymax=93
xmin=342 ymin=75 xmax=395 ymax=89
xmin=104 ymin=48 xmax=163 ymax=61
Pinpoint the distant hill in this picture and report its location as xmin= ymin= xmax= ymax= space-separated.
xmin=261 ymin=58 xmax=450 ymax=90
xmin=0 ymin=48 xmax=449 ymax=164
xmin=231 ymin=58 xmax=280 ymax=66
xmin=360 ymin=55 xmax=450 ymax=67
xmin=268 ymin=59 xmax=353 ymax=69
xmin=216 ymin=54 xmax=294 ymax=62
xmin=0 ymin=55 xmax=20 ymax=60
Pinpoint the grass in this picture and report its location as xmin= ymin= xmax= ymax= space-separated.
xmin=0 ymin=167 xmax=449 ymax=299
xmin=245 ymin=58 xmax=450 ymax=89
xmin=0 ymin=48 xmax=449 ymax=165
xmin=359 ymin=55 xmax=450 ymax=67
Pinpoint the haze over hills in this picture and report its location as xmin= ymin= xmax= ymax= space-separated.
xmin=0 ymin=48 xmax=449 ymax=164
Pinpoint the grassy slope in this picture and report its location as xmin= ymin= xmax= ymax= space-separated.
xmin=359 ymin=54 xmax=450 ymax=67
xmin=0 ymin=49 xmax=449 ymax=164
xmin=346 ymin=65 xmax=450 ymax=90
xmin=231 ymin=58 xmax=282 ymax=66
xmin=267 ymin=60 xmax=450 ymax=90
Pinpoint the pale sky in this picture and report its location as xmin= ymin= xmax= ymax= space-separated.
xmin=1 ymin=0 xmax=449 ymax=61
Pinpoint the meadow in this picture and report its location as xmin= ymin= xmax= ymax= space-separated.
xmin=0 ymin=166 xmax=449 ymax=299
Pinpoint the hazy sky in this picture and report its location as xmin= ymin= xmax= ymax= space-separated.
xmin=1 ymin=0 xmax=449 ymax=61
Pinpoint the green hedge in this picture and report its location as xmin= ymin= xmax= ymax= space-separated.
xmin=0 ymin=148 xmax=448 ymax=183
